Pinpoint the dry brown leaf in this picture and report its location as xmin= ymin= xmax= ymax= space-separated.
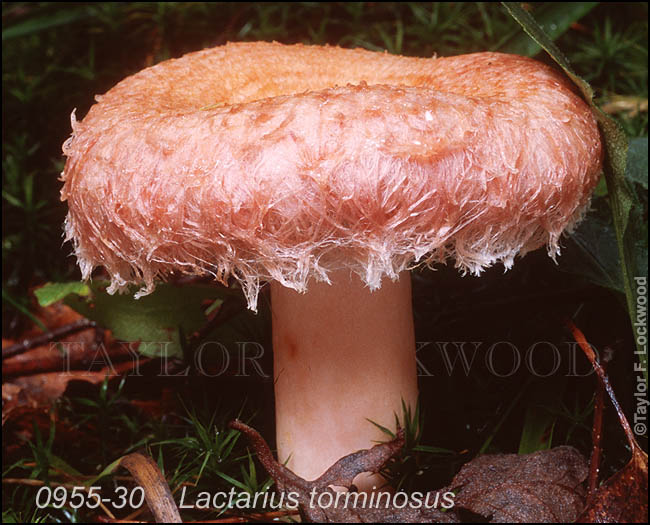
xmin=2 ymin=301 xmax=135 ymax=375
xmin=229 ymin=419 xmax=454 ymax=523
xmin=30 ymin=301 xmax=83 ymax=334
xmin=229 ymin=421 xmax=592 ymax=523
xmin=3 ymin=328 xmax=133 ymax=377
xmin=578 ymin=446 xmax=648 ymax=523
xmin=449 ymin=446 xmax=588 ymax=522
xmin=2 ymin=382 xmax=40 ymax=425
xmin=568 ymin=321 xmax=649 ymax=523
xmin=120 ymin=452 xmax=182 ymax=523
xmin=2 ymin=360 xmax=143 ymax=424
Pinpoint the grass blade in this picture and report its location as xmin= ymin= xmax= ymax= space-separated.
xmin=501 ymin=3 xmax=599 ymax=56
xmin=2 ymin=7 xmax=91 ymax=41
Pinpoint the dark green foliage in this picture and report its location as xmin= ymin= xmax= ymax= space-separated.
xmin=2 ymin=3 xmax=647 ymax=333
xmin=3 ymin=378 xmax=275 ymax=522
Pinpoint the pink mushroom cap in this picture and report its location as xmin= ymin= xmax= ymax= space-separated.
xmin=61 ymin=41 xmax=603 ymax=309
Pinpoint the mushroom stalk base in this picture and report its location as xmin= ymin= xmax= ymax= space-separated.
xmin=271 ymin=270 xmax=418 ymax=490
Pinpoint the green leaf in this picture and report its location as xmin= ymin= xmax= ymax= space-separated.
xmin=2 ymin=6 xmax=91 ymax=41
xmin=561 ymin=142 xmax=647 ymax=294
xmin=215 ymin=470 xmax=251 ymax=493
xmin=413 ymin=445 xmax=454 ymax=455
xmin=48 ymin=454 xmax=83 ymax=478
xmin=34 ymin=281 xmax=90 ymax=307
xmin=2 ymin=289 xmax=47 ymax=331
xmin=480 ymin=381 xmax=530 ymax=454
xmin=366 ymin=418 xmax=395 ymax=439
xmin=502 ymin=1 xmax=647 ymax=383
xmin=63 ymin=282 xmax=225 ymax=358
xmin=501 ymin=3 xmax=599 ymax=56
xmin=518 ymin=377 xmax=566 ymax=454
xmin=563 ymin=214 xmax=624 ymax=293
xmin=518 ymin=406 xmax=556 ymax=454
xmin=74 ymin=398 xmax=100 ymax=408
xmin=83 ymin=457 xmax=124 ymax=487
xmin=593 ymin=174 xmax=609 ymax=197
xmin=2 ymin=190 xmax=24 ymax=208
xmin=626 ymin=137 xmax=648 ymax=190
xmin=623 ymin=140 xmax=648 ymax=289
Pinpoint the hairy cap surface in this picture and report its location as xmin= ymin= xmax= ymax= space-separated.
xmin=61 ymin=42 xmax=602 ymax=309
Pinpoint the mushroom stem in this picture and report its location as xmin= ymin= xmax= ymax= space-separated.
xmin=271 ymin=270 xmax=418 ymax=490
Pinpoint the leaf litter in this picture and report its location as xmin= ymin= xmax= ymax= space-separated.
xmin=3 ymin=298 xmax=647 ymax=522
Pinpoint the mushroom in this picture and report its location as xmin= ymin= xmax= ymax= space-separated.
xmin=61 ymin=42 xmax=602 ymax=489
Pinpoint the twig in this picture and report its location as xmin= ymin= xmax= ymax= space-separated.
xmin=228 ymin=419 xmax=310 ymax=492
xmin=3 ymin=329 xmax=134 ymax=378
xmin=588 ymin=346 xmax=614 ymax=500
xmin=3 ymin=319 xmax=96 ymax=359
xmin=566 ymin=321 xmax=638 ymax=449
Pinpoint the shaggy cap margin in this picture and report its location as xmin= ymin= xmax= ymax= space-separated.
xmin=61 ymin=42 xmax=602 ymax=310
